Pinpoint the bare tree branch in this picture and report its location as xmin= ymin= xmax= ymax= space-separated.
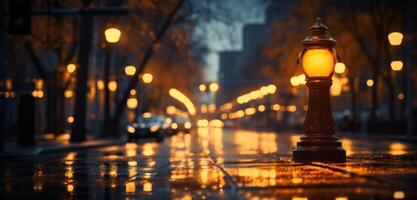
xmin=111 ymin=0 xmax=186 ymax=124
xmin=24 ymin=42 xmax=48 ymax=79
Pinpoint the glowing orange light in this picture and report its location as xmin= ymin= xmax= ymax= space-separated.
xmin=301 ymin=49 xmax=335 ymax=77
xmin=104 ymin=28 xmax=121 ymax=43
xmin=67 ymin=64 xmax=76 ymax=73
xmin=391 ymin=61 xmax=403 ymax=71
xmin=142 ymin=73 xmax=153 ymax=84
xmin=388 ymin=32 xmax=403 ymax=46
xmin=124 ymin=65 xmax=136 ymax=76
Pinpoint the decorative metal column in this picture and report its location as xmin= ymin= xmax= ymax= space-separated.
xmin=292 ymin=18 xmax=346 ymax=162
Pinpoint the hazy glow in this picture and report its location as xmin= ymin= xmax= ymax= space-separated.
xmin=236 ymin=84 xmax=277 ymax=104
xmin=130 ymin=89 xmax=136 ymax=95
xmin=184 ymin=122 xmax=192 ymax=129
xmin=389 ymin=142 xmax=407 ymax=156
xmin=166 ymin=106 xmax=177 ymax=115
xmin=97 ymin=80 xmax=105 ymax=90
xmin=67 ymin=116 xmax=74 ymax=124
xmin=398 ymin=92 xmax=405 ymax=101
xmin=271 ymin=104 xmax=281 ymax=111
xmin=104 ymin=28 xmax=121 ymax=43
xmin=391 ymin=61 xmax=403 ymax=71
xmin=199 ymin=84 xmax=207 ymax=92
xmin=245 ymin=107 xmax=256 ymax=115
xmin=334 ymin=62 xmax=346 ymax=74
xmin=302 ymin=49 xmax=335 ymax=77
xmin=286 ymin=105 xmax=297 ymax=112
xmin=127 ymin=126 xmax=135 ymax=134
xmin=171 ymin=123 xmax=178 ymax=130
xmin=388 ymin=32 xmax=403 ymax=46
xmin=209 ymin=119 xmax=224 ymax=128
xmin=393 ymin=191 xmax=405 ymax=199
xmin=330 ymin=77 xmax=342 ymax=96
xmin=142 ymin=73 xmax=153 ymax=84
xmin=124 ymin=65 xmax=136 ymax=76
xmin=142 ymin=112 xmax=152 ymax=118
xmin=126 ymin=97 xmax=138 ymax=109
xmin=209 ymin=83 xmax=219 ymax=92
xmin=66 ymin=64 xmax=76 ymax=73
xmin=290 ymin=76 xmax=300 ymax=86
xmin=197 ymin=119 xmax=209 ymax=127
xmin=366 ymin=79 xmax=374 ymax=87
xmin=108 ymin=81 xmax=117 ymax=92
xmin=258 ymin=105 xmax=265 ymax=112
xmin=169 ymin=88 xmax=196 ymax=116
xmin=64 ymin=90 xmax=73 ymax=98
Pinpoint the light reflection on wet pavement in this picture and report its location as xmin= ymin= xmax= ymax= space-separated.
xmin=2 ymin=128 xmax=417 ymax=199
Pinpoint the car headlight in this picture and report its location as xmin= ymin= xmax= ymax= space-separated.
xmin=150 ymin=125 xmax=160 ymax=133
xmin=127 ymin=126 xmax=135 ymax=134
xmin=171 ymin=123 xmax=178 ymax=130
xmin=184 ymin=122 xmax=192 ymax=129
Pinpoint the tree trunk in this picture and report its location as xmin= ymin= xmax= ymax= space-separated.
xmin=45 ymin=76 xmax=58 ymax=134
xmin=370 ymin=71 xmax=378 ymax=122
xmin=0 ymin=0 xmax=8 ymax=151
xmin=101 ymin=47 xmax=112 ymax=137
xmin=56 ymin=71 xmax=66 ymax=135
xmin=386 ymin=80 xmax=396 ymax=121
xmin=71 ymin=7 xmax=93 ymax=142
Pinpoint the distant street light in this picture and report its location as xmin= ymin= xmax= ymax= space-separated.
xmin=67 ymin=116 xmax=74 ymax=124
xmin=142 ymin=73 xmax=153 ymax=84
xmin=293 ymin=18 xmax=346 ymax=162
xmin=97 ymin=80 xmax=105 ymax=90
xmin=388 ymin=32 xmax=403 ymax=46
xmin=129 ymin=89 xmax=136 ymax=95
xmin=334 ymin=62 xmax=346 ymax=74
xmin=290 ymin=76 xmax=300 ymax=87
xmin=390 ymin=60 xmax=403 ymax=71
xmin=65 ymin=90 xmax=74 ymax=98
xmin=104 ymin=28 xmax=121 ymax=43
xmin=126 ymin=97 xmax=138 ymax=109
xmin=108 ymin=81 xmax=118 ymax=92
xmin=124 ymin=65 xmax=136 ymax=76
xmin=198 ymin=84 xmax=206 ymax=92
xmin=366 ymin=79 xmax=374 ymax=87
xmin=67 ymin=64 xmax=77 ymax=73
xmin=209 ymin=83 xmax=219 ymax=92
xmin=258 ymin=105 xmax=265 ymax=112
xmin=397 ymin=92 xmax=405 ymax=101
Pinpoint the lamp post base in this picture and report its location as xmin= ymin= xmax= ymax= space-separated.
xmin=293 ymin=136 xmax=346 ymax=162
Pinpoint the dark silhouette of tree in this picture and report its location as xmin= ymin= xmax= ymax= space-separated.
xmin=102 ymin=0 xmax=189 ymax=135
xmin=23 ymin=1 xmax=79 ymax=137
xmin=332 ymin=0 xmax=403 ymax=121
xmin=71 ymin=0 xmax=94 ymax=142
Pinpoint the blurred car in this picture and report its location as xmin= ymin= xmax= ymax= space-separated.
xmin=126 ymin=113 xmax=172 ymax=142
xmin=171 ymin=115 xmax=192 ymax=133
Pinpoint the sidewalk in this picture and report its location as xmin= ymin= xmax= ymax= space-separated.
xmin=0 ymin=134 xmax=126 ymax=158
xmin=338 ymin=132 xmax=417 ymax=142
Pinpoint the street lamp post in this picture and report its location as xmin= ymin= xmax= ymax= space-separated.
xmin=103 ymin=27 xmax=121 ymax=136
xmin=293 ymin=18 xmax=346 ymax=162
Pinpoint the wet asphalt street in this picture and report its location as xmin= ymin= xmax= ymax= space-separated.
xmin=2 ymin=128 xmax=417 ymax=200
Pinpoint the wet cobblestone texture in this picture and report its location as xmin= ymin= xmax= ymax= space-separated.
xmin=1 ymin=128 xmax=417 ymax=199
